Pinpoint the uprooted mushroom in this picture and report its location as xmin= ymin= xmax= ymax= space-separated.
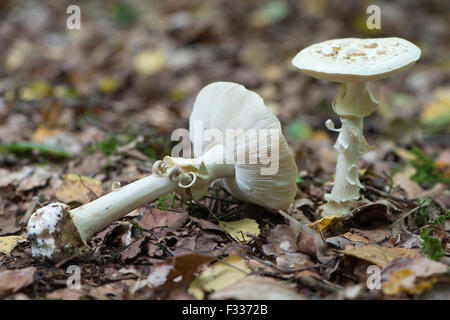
xmin=292 ymin=37 xmax=421 ymax=216
xmin=27 ymin=82 xmax=298 ymax=261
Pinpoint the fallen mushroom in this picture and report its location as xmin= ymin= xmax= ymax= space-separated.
xmin=27 ymin=82 xmax=298 ymax=261
xmin=292 ymin=37 xmax=420 ymax=216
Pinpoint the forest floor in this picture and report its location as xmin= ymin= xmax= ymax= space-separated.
xmin=0 ymin=0 xmax=449 ymax=300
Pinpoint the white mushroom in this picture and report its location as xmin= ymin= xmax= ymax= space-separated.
xmin=292 ymin=37 xmax=420 ymax=216
xmin=27 ymin=82 xmax=298 ymax=261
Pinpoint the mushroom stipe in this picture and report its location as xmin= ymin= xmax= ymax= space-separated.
xmin=26 ymin=82 xmax=298 ymax=261
xmin=292 ymin=37 xmax=421 ymax=217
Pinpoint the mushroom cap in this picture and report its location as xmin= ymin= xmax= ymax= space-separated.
xmin=292 ymin=37 xmax=421 ymax=82
xmin=189 ymin=82 xmax=298 ymax=211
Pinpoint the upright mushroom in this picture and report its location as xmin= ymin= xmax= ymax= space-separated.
xmin=27 ymin=82 xmax=298 ymax=261
xmin=292 ymin=37 xmax=420 ymax=216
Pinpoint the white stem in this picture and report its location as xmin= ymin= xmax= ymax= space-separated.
xmin=69 ymin=144 xmax=236 ymax=244
xmin=70 ymin=174 xmax=176 ymax=244
xmin=325 ymin=116 xmax=364 ymax=204
xmin=320 ymin=82 xmax=379 ymax=216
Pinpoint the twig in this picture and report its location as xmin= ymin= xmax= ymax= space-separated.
xmin=364 ymin=185 xmax=412 ymax=204
xmin=126 ymin=219 xmax=176 ymax=256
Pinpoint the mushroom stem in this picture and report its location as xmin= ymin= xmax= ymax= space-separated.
xmin=70 ymin=144 xmax=235 ymax=244
xmin=321 ymin=82 xmax=378 ymax=216
xmin=324 ymin=116 xmax=363 ymax=205
xmin=27 ymin=144 xmax=237 ymax=260
xmin=70 ymin=174 xmax=177 ymax=244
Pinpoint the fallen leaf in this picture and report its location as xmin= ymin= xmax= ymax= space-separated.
xmin=382 ymin=269 xmax=434 ymax=295
xmin=341 ymin=245 xmax=418 ymax=268
xmin=307 ymin=215 xmax=339 ymax=233
xmin=267 ymin=224 xmax=298 ymax=254
xmin=16 ymin=167 xmax=53 ymax=192
xmin=0 ymin=236 xmax=25 ymax=256
xmin=210 ymin=275 xmax=304 ymax=300
xmin=0 ymin=267 xmax=36 ymax=298
xmin=393 ymin=173 xmax=424 ymax=199
xmin=46 ymin=288 xmax=86 ymax=300
xmin=88 ymin=282 xmax=124 ymax=300
xmin=120 ymin=238 xmax=145 ymax=262
xmin=188 ymin=255 xmax=251 ymax=300
xmin=133 ymin=49 xmax=166 ymax=75
xmin=351 ymin=226 xmax=392 ymax=243
xmin=190 ymin=216 xmax=223 ymax=232
xmin=140 ymin=207 xmax=188 ymax=231
xmin=55 ymin=174 xmax=103 ymax=204
xmin=31 ymin=125 xmax=64 ymax=142
xmin=341 ymin=232 xmax=369 ymax=244
xmin=382 ymin=256 xmax=448 ymax=281
xmin=173 ymin=236 xmax=196 ymax=255
xmin=218 ymin=218 xmax=260 ymax=243
xmin=0 ymin=213 xmax=21 ymax=236
xmin=276 ymin=252 xmax=315 ymax=270
xmin=0 ymin=166 xmax=35 ymax=189
xmin=279 ymin=211 xmax=328 ymax=263
xmin=420 ymin=88 xmax=450 ymax=128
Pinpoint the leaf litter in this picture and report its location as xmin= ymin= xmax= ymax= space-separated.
xmin=0 ymin=0 xmax=449 ymax=301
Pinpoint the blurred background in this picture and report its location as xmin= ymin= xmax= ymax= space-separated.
xmin=0 ymin=0 xmax=449 ymax=200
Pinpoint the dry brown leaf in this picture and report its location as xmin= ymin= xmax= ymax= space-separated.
xmin=0 ymin=267 xmax=36 ymax=298
xmin=0 ymin=213 xmax=21 ymax=236
xmin=46 ymin=288 xmax=86 ymax=300
xmin=382 ymin=256 xmax=448 ymax=281
xmin=173 ymin=236 xmax=196 ymax=255
xmin=341 ymin=232 xmax=370 ymax=244
xmin=55 ymin=174 xmax=103 ymax=204
xmin=278 ymin=211 xmax=329 ymax=263
xmin=210 ymin=275 xmax=304 ymax=300
xmin=341 ymin=245 xmax=418 ymax=268
xmin=190 ymin=216 xmax=223 ymax=232
xmin=120 ymin=237 xmax=145 ymax=262
xmin=140 ymin=207 xmax=188 ymax=231
xmin=88 ymin=282 xmax=124 ymax=300
xmin=393 ymin=174 xmax=424 ymax=199
xmin=267 ymin=224 xmax=298 ymax=254
xmin=276 ymin=252 xmax=315 ymax=270
xmin=351 ymin=226 xmax=392 ymax=243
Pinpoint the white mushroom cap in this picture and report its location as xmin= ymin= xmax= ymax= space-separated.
xmin=292 ymin=37 xmax=421 ymax=82
xmin=189 ymin=82 xmax=298 ymax=211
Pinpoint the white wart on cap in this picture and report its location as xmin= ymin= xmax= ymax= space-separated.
xmin=292 ymin=37 xmax=421 ymax=83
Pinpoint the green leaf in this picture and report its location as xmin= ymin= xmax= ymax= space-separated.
xmin=287 ymin=120 xmax=312 ymax=141
xmin=420 ymin=228 xmax=444 ymax=261
xmin=410 ymin=146 xmax=450 ymax=188
xmin=0 ymin=142 xmax=72 ymax=158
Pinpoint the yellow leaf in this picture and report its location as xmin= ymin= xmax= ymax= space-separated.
xmin=97 ymin=77 xmax=119 ymax=94
xmin=133 ymin=49 xmax=166 ymax=76
xmin=218 ymin=218 xmax=260 ymax=243
xmin=388 ymin=141 xmax=416 ymax=162
xmin=31 ymin=125 xmax=64 ymax=142
xmin=382 ymin=268 xmax=434 ymax=296
xmin=307 ymin=215 xmax=339 ymax=233
xmin=0 ymin=236 xmax=25 ymax=256
xmin=341 ymin=245 xmax=418 ymax=268
xmin=188 ymin=256 xmax=250 ymax=300
xmin=55 ymin=174 xmax=103 ymax=204
xmin=5 ymin=40 xmax=32 ymax=72
xmin=420 ymin=88 xmax=450 ymax=127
